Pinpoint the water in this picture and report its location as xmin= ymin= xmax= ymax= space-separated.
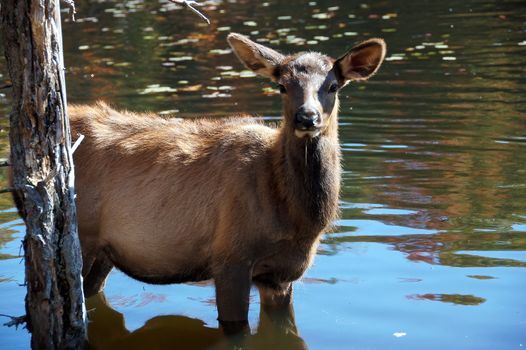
xmin=1 ymin=0 xmax=525 ymax=349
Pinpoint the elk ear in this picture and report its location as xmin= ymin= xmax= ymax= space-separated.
xmin=335 ymin=38 xmax=386 ymax=83
xmin=227 ymin=33 xmax=284 ymax=80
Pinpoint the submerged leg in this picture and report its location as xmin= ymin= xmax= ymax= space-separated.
xmin=214 ymin=263 xmax=252 ymax=335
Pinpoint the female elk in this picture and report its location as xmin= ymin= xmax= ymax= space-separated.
xmin=69 ymin=33 xmax=386 ymax=329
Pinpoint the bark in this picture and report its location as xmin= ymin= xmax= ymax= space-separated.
xmin=1 ymin=0 xmax=87 ymax=349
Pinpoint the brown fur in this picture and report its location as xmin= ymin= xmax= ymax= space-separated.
xmin=70 ymin=101 xmax=338 ymax=286
xmin=15 ymin=33 xmax=386 ymax=327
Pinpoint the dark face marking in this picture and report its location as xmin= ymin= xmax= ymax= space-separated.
xmin=276 ymin=53 xmax=339 ymax=138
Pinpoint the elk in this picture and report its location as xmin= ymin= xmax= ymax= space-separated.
xmin=53 ymin=33 xmax=386 ymax=330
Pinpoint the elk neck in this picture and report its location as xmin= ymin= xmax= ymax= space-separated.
xmin=271 ymin=102 xmax=341 ymax=236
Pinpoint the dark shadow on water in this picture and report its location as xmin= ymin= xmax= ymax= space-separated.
xmin=87 ymin=293 xmax=308 ymax=350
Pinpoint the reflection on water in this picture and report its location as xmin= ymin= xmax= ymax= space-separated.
xmin=87 ymin=293 xmax=307 ymax=350
xmin=1 ymin=0 xmax=525 ymax=349
xmin=406 ymin=293 xmax=486 ymax=306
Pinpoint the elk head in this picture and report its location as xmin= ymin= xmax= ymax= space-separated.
xmin=227 ymin=33 xmax=386 ymax=139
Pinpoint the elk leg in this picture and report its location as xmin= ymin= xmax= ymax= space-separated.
xmin=214 ymin=263 xmax=252 ymax=334
xmin=83 ymin=253 xmax=114 ymax=297
xmin=81 ymin=239 xmax=99 ymax=279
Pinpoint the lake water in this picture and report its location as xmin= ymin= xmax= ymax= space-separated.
xmin=1 ymin=0 xmax=525 ymax=349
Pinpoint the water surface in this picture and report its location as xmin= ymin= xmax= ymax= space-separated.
xmin=1 ymin=0 xmax=525 ymax=349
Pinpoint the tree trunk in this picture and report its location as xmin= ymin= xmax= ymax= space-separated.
xmin=1 ymin=0 xmax=87 ymax=349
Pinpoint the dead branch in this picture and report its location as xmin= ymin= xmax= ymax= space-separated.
xmin=61 ymin=0 xmax=76 ymax=21
xmin=170 ymin=0 xmax=210 ymax=24
xmin=0 ymin=83 xmax=12 ymax=89
xmin=0 ymin=187 xmax=15 ymax=194
xmin=71 ymin=134 xmax=85 ymax=154
xmin=0 ymin=314 xmax=26 ymax=329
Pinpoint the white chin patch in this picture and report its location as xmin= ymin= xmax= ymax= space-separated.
xmin=295 ymin=129 xmax=321 ymax=139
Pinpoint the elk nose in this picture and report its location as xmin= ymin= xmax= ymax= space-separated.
xmin=294 ymin=109 xmax=321 ymax=130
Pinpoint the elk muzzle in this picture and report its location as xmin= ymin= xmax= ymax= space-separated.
xmin=294 ymin=107 xmax=322 ymax=138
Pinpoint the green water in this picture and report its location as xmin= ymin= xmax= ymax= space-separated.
xmin=1 ymin=0 xmax=525 ymax=349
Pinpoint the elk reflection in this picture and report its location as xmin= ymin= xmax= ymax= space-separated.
xmin=87 ymin=293 xmax=307 ymax=350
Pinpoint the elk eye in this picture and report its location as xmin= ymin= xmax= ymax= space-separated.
xmin=277 ymin=84 xmax=287 ymax=94
xmin=328 ymin=83 xmax=339 ymax=93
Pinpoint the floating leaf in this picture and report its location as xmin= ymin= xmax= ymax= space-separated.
xmin=169 ymin=56 xmax=192 ymax=62
xmin=239 ymin=70 xmax=257 ymax=78
xmin=159 ymin=109 xmax=179 ymax=115
xmin=138 ymin=84 xmax=177 ymax=95
xmin=76 ymin=17 xmax=99 ymax=23
xmin=209 ymin=49 xmax=232 ymax=55
xmin=220 ymin=71 xmax=240 ymax=77
xmin=385 ymin=56 xmax=404 ymax=61
xmin=262 ymin=87 xmax=278 ymax=96
xmin=202 ymin=92 xmax=232 ymax=98
xmin=277 ymin=28 xmax=291 ymax=34
xmin=382 ymin=13 xmax=398 ymax=19
xmin=287 ymin=37 xmax=306 ymax=45
xmin=179 ymin=84 xmax=202 ymax=92
xmin=312 ymin=13 xmax=329 ymax=19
